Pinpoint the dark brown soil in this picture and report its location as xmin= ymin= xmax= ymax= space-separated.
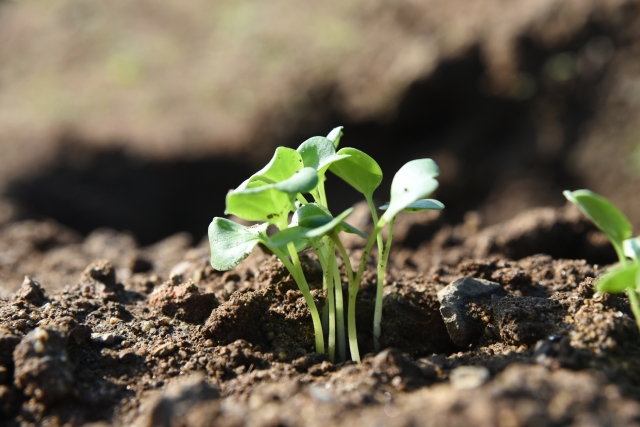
xmin=2 ymin=204 xmax=640 ymax=427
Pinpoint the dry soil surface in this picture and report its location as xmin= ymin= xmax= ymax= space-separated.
xmin=1 ymin=204 xmax=640 ymax=426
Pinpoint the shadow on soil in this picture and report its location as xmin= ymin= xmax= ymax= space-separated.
xmin=5 ymin=24 xmax=613 ymax=247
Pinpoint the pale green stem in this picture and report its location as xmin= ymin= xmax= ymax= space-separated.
xmin=312 ymin=239 xmax=336 ymax=361
xmin=316 ymin=245 xmax=330 ymax=339
xmin=317 ymin=173 xmax=329 ymax=208
xmin=324 ymin=240 xmax=336 ymax=361
xmin=296 ymin=194 xmax=309 ymax=205
xmin=331 ymin=235 xmax=354 ymax=284
xmin=332 ymin=260 xmax=346 ymax=362
xmin=626 ymin=286 xmax=640 ymax=333
xmin=265 ymin=242 xmax=325 ymax=354
xmin=614 ymin=242 xmax=628 ymax=266
xmin=342 ymin=224 xmax=382 ymax=363
xmin=373 ymin=217 xmax=394 ymax=352
xmin=366 ymin=197 xmax=387 ymax=353
xmin=286 ymin=241 xmax=325 ymax=354
xmin=330 ymin=234 xmax=350 ymax=362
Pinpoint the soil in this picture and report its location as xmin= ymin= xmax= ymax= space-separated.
xmin=2 ymin=203 xmax=640 ymax=427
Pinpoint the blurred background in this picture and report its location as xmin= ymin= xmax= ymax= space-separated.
xmin=1 ymin=0 xmax=640 ymax=247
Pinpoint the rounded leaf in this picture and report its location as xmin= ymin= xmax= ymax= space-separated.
xmin=273 ymin=167 xmax=318 ymax=194
xmin=226 ymin=168 xmax=318 ymax=223
xmin=380 ymin=198 xmax=444 ymax=213
xmin=268 ymin=226 xmax=311 ymax=248
xmin=596 ymin=264 xmax=640 ymax=294
xmin=624 ymin=237 xmax=640 ymax=262
xmin=237 ymin=147 xmax=303 ymax=190
xmin=208 ymin=218 xmax=268 ymax=270
xmin=225 ymin=186 xmax=293 ymax=223
xmin=564 ymin=190 xmax=632 ymax=246
xmin=381 ymin=159 xmax=440 ymax=222
xmin=297 ymin=136 xmax=350 ymax=175
xmin=326 ymin=126 xmax=343 ymax=148
xmin=268 ymin=205 xmax=366 ymax=247
xmin=328 ymin=148 xmax=383 ymax=198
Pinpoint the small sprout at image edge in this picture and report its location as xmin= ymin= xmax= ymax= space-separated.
xmin=564 ymin=189 xmax=640 ymax=332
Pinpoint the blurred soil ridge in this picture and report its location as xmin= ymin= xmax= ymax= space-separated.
xmin=1 ymin=0 xmax=640 ymax=243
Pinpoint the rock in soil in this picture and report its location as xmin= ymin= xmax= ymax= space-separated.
xmin=437 ymin=277 xmax=505 ymax=347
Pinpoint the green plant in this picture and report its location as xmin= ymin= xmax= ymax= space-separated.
xmin=209 ymin=127 xmax=443 ymax=362
xmin=564 ymin=189 xmax=640 ymax=331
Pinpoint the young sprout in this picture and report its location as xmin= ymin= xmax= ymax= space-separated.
xmin=211 ymin=147 xmax=326 ymax=354
xmin=209 ymin=126 xmax=444 ymax=363
xmin=268 ymin=203 xmax=366 ymax=361
xmin=209 ymin=131 xmax=357 ymax=361
xmin=330 ymin=158 xmax=442 ymax=361
xmin=564 ymin=189 xmax=640 ymax=332
xmin=377 ymin=198 xmax=444 ymax=351
xmin=563 ymin=190 xmax=632 ymax=263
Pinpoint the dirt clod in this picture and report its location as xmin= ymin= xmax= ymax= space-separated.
xmin=149 ymin=279 xmax=218 ymax=323
xmin=77 ymin=259 xmax=124 ymax=301
xmin=13 ymin=328 xmax=73 ymax=404
xmin=17 ymin=277 xmax=48 ymax=306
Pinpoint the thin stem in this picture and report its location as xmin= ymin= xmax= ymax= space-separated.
xmin=286 ymin=241 xmax=325 ymax=354
xmin=266 ymin=243 xmax=325 ymax=355
xmin=333 ymin=260 xmax=346 ymax=362
xmin=324 ymin=240 xmax=336 ymax=361
xmin=332 ymin=235 xmax=354 ymax=284
xmin=312 ymin=239 xmax=336 ymax=361
xmin=318 ymin=175 xmax=328 ymax=208
xmin=373 ymin=217 xmax=394 ymax=352
xmin=614 ymin=242 xmax=628 ymax=266
xmin=330 ymin=234 xmax=349 ymax=362
xmin=297 ymin=194 xmax=309 ymax=205
xmin=343 ymin=224 xmax=382 ymax=363
xmin=627 ymin=285 xmax=640 ymax=333
xmin=367 ymin=197 xmax=387 ymax=353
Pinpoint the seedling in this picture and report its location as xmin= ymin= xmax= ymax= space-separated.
xmin=209 ymin=127 xmax=443 ymax=362
xmin=377 ymin=198 xmax=444 ymax=351
xmin=564 ymin=189 xmax=640 ymax=332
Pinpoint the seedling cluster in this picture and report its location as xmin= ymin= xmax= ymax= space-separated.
xmin=564 ymin=190 xmax=640 ymax=331
xmin=209 ymin=127 xmax=443 ymax=362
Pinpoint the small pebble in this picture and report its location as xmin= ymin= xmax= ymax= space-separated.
xmin=152 ymin=343 xmax=177 ymax=358
xmin=450 ymin=365 xmax=490 ymax=390
xmin=141 ymin=321 xmax=154 ymax=332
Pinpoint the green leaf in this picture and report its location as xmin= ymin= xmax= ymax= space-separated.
xmin=226 ymin=186 xmax=292 ymax=223
xmin=297 ymin=137 xmax=350 ymax=174
xmin=237 ymin=147 xmax=303 ymax=190
xmin=304 ymin=208 xmax=360 ymax=238
xmin=624 ymin=237 xmax=640 ymax=262
xmin=326 ymin=126 xmax=344 ymax=148
xmin=268 ymin=205 xmax=366 ymax=247
xmin=328 ymin=148 xmax=383 ymax=199
xmin=564 ymin=190 xmax=632 ymax=245
xmin=267 ymin=226 xmax=311 ymax=248
xmin=226 ymin=168 xmax=318 ymax=224
xmin=380 ymin=198 xmax=444 ymax=213
xmin=273 ymin=167 xmax=318 ymax=193
xmin=208 ymin=218 xmax=268 ymax=270
xmin=381 ymin=159 xmax=440 ymax=222
xmin=596 ymin=264 xmax=640 ymax=294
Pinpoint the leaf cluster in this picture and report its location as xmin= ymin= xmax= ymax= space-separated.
xmin=209 ymin=127 xmax=444 ymax=362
